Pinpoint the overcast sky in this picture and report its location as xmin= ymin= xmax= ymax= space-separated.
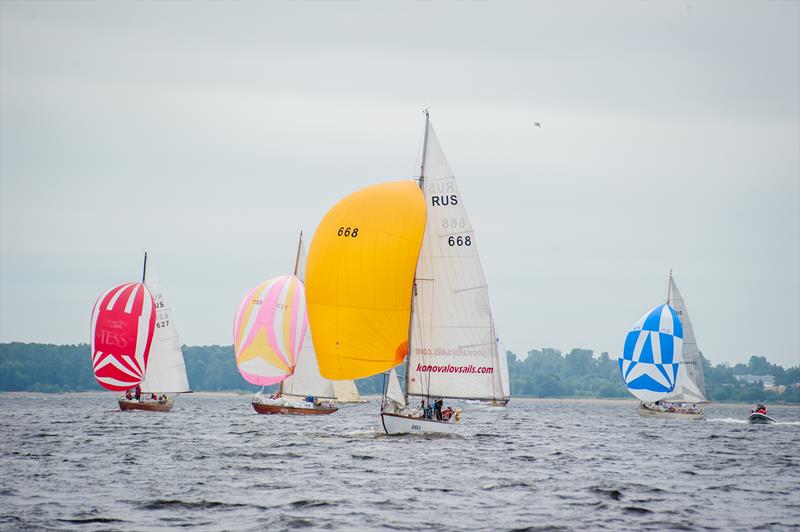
xmin=2 ymin=1 xmax=798 ymax=367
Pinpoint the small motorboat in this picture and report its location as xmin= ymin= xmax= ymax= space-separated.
xmin=747 ymin=412 xmax=776 ymax=424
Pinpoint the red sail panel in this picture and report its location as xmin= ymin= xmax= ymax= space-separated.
xmin=90 ymin=282 xmax=156 ymax=391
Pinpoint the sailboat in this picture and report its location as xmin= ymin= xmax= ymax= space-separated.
xmin=491 ymin=336 xmax=512 ymax=407
xmin=91 ymin=253 xmax=191 ymax=412
xmin=306 ymin=111 xmax=506 ymax=434
xmin=619 ymin=271 xmax=707 ymax=419
xmin=233 ymin=234 xmax=337 ymax=415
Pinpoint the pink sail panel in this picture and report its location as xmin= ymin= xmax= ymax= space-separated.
xmin=233 ymin=274 xmax=307 ymax=386
xmin=90 ymin=282 xmax=156 ymax=391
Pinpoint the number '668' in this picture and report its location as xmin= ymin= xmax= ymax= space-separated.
xmin=337 ymin=227 xmax=359 ymax=237
xmin=448 ymin=235 xmax=471 ymax=247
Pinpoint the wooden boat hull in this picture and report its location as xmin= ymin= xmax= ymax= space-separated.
xmin=747 ymin=412 xmax=776 ymax=424
xmin=637 ymin=403 xmax=704 ymax=419
xmin=118 ymin=399 xmax=173 ymax=412
xmin=380 ymin=413 xmax=458 ymax=435
xmin=251 ymin=402 xmax=338 ymax=415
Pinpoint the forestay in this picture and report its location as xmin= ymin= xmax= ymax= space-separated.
xmin=618 ymin=304 xmax=684 ymax=403
xmin=405 ymin=122 xmax=502 ymax=401
xmin=90 ymin=282 xmax=155 ymax=391
xmin=233 ymin=275 xmax=306 ymax=386
xmin=306 ymin=181 xmax=426 ymax=380
xmin=664 ymin=275 xmax=707 ymax=403
xmin=140 ymin=264 xmax=190 ymax=393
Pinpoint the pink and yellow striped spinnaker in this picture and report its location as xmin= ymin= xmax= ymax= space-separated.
xmin=233 ymin=274 xmax=307 ymax=386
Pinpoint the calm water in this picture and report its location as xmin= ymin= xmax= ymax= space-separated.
xmin=1 ymin=393 xmax=798 ymax=531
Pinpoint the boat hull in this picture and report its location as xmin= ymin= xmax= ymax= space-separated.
xmin=118 ymin=399 xmax=173 ymax=412
xmin=380 ymin=413 xmax=458 ymax=435
xmin=747 ymin=412 xmax=776 ymax=424
xmin=637 ymin=403 xmax=704 ymax=419
xmin=251 ymin=403 xmax=338 ymax=415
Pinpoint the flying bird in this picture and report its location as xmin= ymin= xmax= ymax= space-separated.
xmin=534 ymin=122 xmax=541 ymax=128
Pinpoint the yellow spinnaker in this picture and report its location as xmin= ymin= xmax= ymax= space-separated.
xmin=306 ymin=181 xmax=426 ymax=380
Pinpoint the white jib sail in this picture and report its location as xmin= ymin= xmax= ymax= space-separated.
xmin=281 ymin=234 xmax=336 ymax=399
xmin=386 ymin=368 xmax=406 ymax=409
xmin=495 ymin=338 xmax=511 ymax=399
xmin=664 ymin=275 xmax=707 ymax=403
xmin=332 ymin=380 xmax=360 ymax=402
xmin=406 ymin=121 xmax=502 ymax=401
xmin=140 ymin=263 xmax=190 ymax=394
xmin=282 ymin=326 xmax=336 ymax=399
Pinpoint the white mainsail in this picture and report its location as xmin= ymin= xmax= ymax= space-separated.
xmin=405 ymin=119 xmax=502 ymax=401
xmin=280 ymin=233 xmax=337 ymax=399
xmin=663 ymin=274 xmax=707 ymax=404
xmin=140 ymin=261 xmax=190 ymax=394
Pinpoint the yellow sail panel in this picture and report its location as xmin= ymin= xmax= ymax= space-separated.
xmin=306 ymin=181 xmax=426 ymax=380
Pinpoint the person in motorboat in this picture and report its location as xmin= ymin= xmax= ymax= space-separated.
xmin=752 ymin=403 xmax=767 ymax=415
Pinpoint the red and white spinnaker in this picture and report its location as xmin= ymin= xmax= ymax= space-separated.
xmin=90 ymin=282 xmax=156 ymax=391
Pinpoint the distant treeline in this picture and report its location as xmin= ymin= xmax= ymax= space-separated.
xmin=1 ymin=343 xmax=798 ymax=403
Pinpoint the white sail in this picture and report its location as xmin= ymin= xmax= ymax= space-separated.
xmin=280 ymin=233 xmax=336 ymax=399
xmin=664 ymin=274 xmax=708 ymax=403
xmin=332 ymin=380 xmax=361 ymax=403
xmin=140 ymin=262 xmax=190 ymax=394
xmin=282 ymin=327 xmax=336 ymax=399
xmin=495 ymin=338 xmax=511 ymax=400
xmin=405 ymin=121 xmax=502 ymax=401
xmin=386 ymin=368 xmax=406 ymax=408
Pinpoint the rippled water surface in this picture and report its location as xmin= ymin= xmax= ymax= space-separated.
xmin=1 ymin=393 xmax=798 ymax=531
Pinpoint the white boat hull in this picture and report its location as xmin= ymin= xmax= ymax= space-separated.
xmin=637 ymin=403 xmax=704 ymax=419
xmin=380 ymin=413 xmax=458 ymax=435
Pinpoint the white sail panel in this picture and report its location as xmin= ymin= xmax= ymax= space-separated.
xmin=386 ymin=368 xmax=406 ymax=408
xmin=140 ymin=264 xmax=190 ymax=393
xmin=664 ymin=275 xmax=707 ymax=403
xmin=496 ymin=339 xmax=511 ymax=399
xmin=332 ymin=380 xmax=360 ymax=403
xmin=281 ymin=234 xmax=336 ymax=399
xmin=406 ymin=123 xmax=501 ymax=400
xmin=282 ymin=327 xmax=336 ymax=399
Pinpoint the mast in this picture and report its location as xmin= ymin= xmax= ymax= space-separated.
xmin=293 ymin=231 xmax=304 ymax=276
xmin=142 ymin=251 xmax=148 ymax=283
xmin=403 ymin=109 xmax=430 ymax=401
xmin=666 ymin=268 xmax=672 ymax=304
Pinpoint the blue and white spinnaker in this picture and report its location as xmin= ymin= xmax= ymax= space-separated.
xmin=618 ymin=304 xmax=684 ymax=402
